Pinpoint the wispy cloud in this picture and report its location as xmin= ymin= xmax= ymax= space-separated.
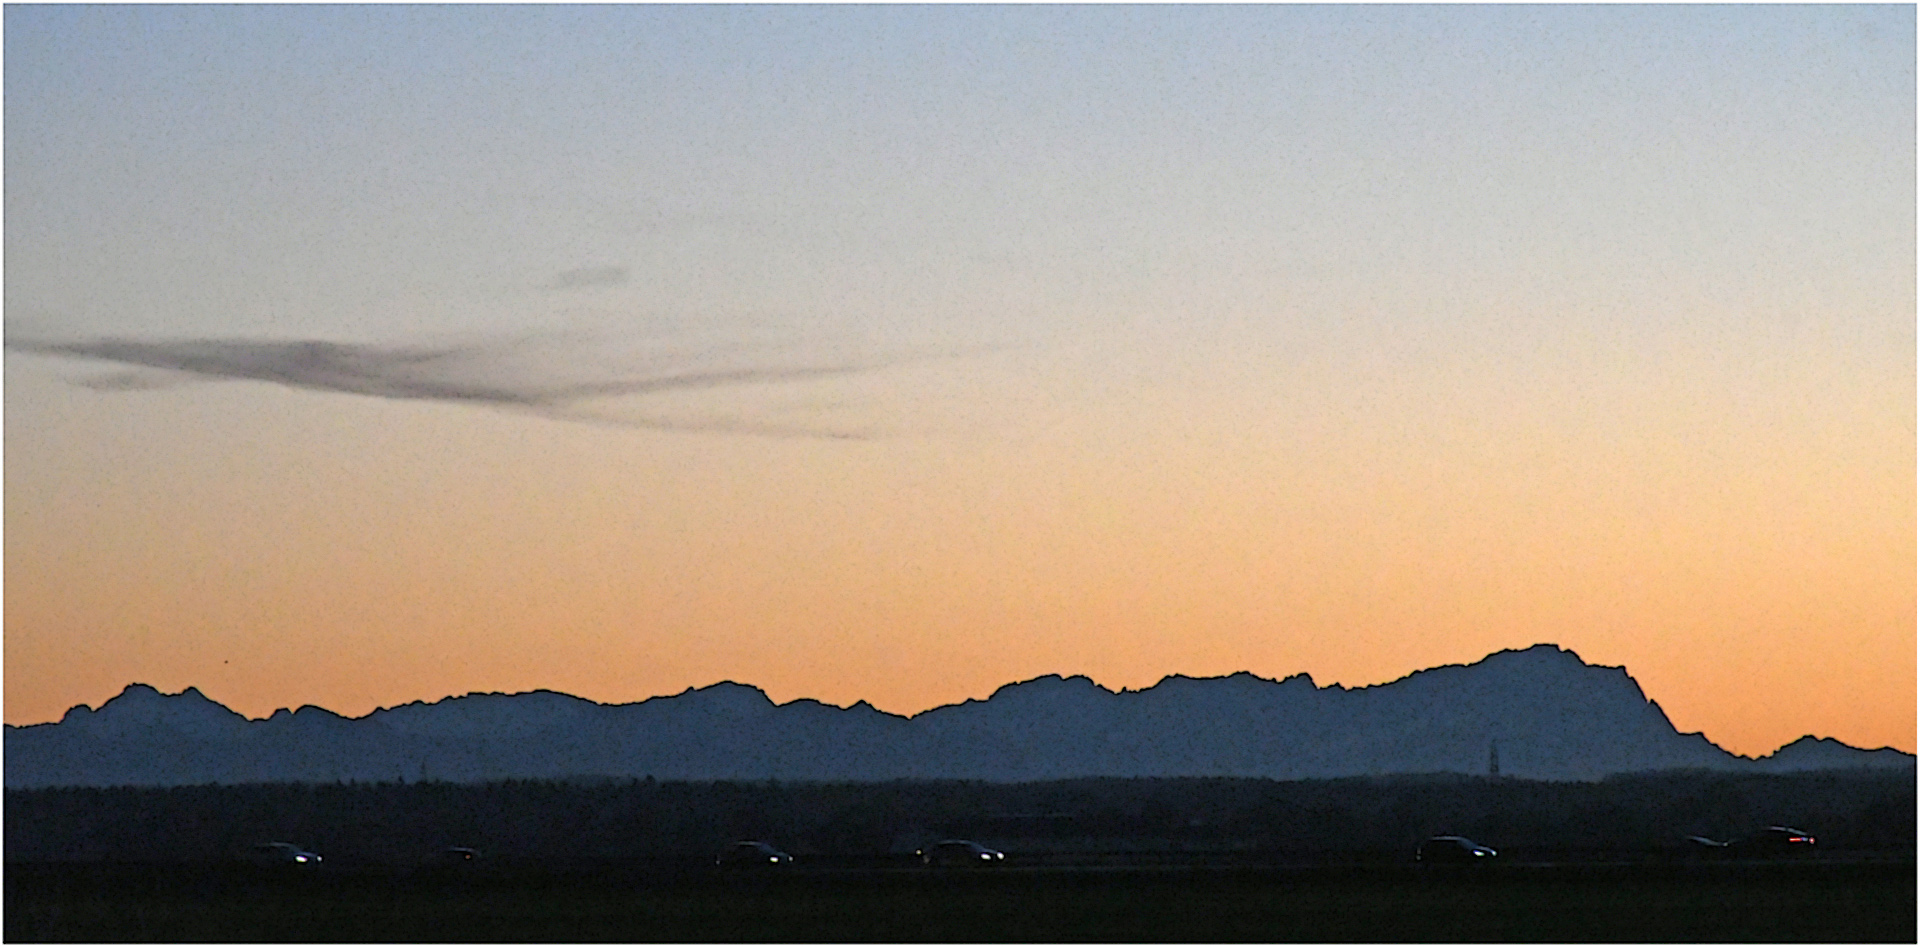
xmin=70 ymin=369 xmax=201 ymax=391
xmin=5 ymin=328 xmax=922 ymax=439
xmin=541 ymin=266 xmax=628 ymax=291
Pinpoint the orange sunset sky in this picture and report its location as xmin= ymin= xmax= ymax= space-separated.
xmin=6 ymin=6 xmax=1914 ymax=757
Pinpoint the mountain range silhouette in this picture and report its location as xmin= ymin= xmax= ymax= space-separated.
xmin=6 ymin=645 xmax=1911 ymax=788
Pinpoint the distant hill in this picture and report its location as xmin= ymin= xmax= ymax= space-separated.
xmin=6 ymin=645 xmax=1911 ymax=788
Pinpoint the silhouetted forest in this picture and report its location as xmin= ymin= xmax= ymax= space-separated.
xmin=7 ymin=770 xmax=1910 ymax=864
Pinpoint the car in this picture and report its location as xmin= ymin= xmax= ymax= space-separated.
xmin=716 ymin=840 xmax=793 ymax=868
xmin=1732 ymin=826 xmax=1816 ymax=854
xmin=917 ymin=839 xmax=1005 ymax=867
xmin=435 ymin=846 xmax=482 ymax=865
xmin=248 ymin=841 xmax=322 ymax=867
xmin=1416 ymin=835 xmax=1496 ymax=863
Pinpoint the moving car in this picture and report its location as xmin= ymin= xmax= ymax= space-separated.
xmin=1733 ymin=826 xmax=1816 ymax=854
xmin=1685 ymin=826 xmax=1815 ymax=857
xmin=1415 ymin=835 xmax=1496 ymax=863
xmin=917 ymin=839 xmax=1005 ymax=867
xmin=248 ymin=842 xmax=322 ymax=867
xmin=716 ymin=840 xmax=793 ymax=868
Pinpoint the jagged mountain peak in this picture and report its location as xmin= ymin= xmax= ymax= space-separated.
xmin=1339 ymin=643 xmax=1622 ymax=695
xmin=103 ymin=682 xmax=238 ymax=714
xmin=1754 ymin=735 xmax=1918 ymax=769
xmin=1004 ymin=672 xmax=1098 ymax=688
xmin=1507 ymin=642 xmax=1585 ymax=659
xmin=1135 ymin=670 xmax=1297 ymax=699
xmin=378 ymin=688 xmax=596 ymax=713
xmin=104 ymin=682 xmax=204 ymax=706
xmin=1442 ymin=642 xmax=1590 ymax=670
xmin=667 ymin=681 xmax=781 ymax=719
xmin=1490 ymin=644 xmax=1635 ymax=679
xmin=114 ymin=682 xmax=252 ymax=710
xmin=1151 ymin=669 xmax=1266 ymax=685
xmin=377 ymin=688 xmax=604 ymax=721
xmin=50 ymin=682 xmax=251 ymax=741
xmin=774 ymin=696 xmax=900 ymax=718
xmin=988 ymin=673 xmax=1114 ymax=698
xmin=686 ymin=680 xmax=775 ymax=701
xmin=366 ymin=689 xmax=604 ymax=741
xmin=256 ymin=704 xmax=365 ymax=733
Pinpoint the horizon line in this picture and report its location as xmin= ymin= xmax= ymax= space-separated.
xmin=17 ymin=643 xmax=1915 ymax=760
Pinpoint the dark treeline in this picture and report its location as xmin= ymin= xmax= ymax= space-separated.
xmin=6 ymin=770 xmax=1911 ymax=864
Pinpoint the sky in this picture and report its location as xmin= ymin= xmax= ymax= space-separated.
xmin=5 ymin=5 xmax=1913 ymax=757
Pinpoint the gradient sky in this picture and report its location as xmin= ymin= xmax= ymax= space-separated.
xmin=6 ymin=5 xmax=1913 ymax=757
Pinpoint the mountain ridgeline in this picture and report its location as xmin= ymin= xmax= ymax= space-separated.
xmin=6 ymin=645 xmax=1910 ymax=788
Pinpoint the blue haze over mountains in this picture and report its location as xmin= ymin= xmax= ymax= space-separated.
xmin=7 ymin=646 xmax=1911 ymax=789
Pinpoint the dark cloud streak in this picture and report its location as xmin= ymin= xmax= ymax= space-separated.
xmin=71 ymin=369 xmax=200 ymax=391
xmin=5 ymin=330 xmax=909 ymax=439
xmin=542 ymin=266 xmax=628 ymax=291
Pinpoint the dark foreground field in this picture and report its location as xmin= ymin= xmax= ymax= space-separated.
xmin=6 ymin=860 xmax=1913 ymax=942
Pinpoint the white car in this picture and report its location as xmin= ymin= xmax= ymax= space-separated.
xmin=716 ymin=840 xmax=793 ymax=868
xmin=917 ymin=839 xmax=1005 ymax=867
xmin=1415 ymin=836 xmax=1496 ymax=863
xmin=248 ymin=842 xmax=322 ymax=866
